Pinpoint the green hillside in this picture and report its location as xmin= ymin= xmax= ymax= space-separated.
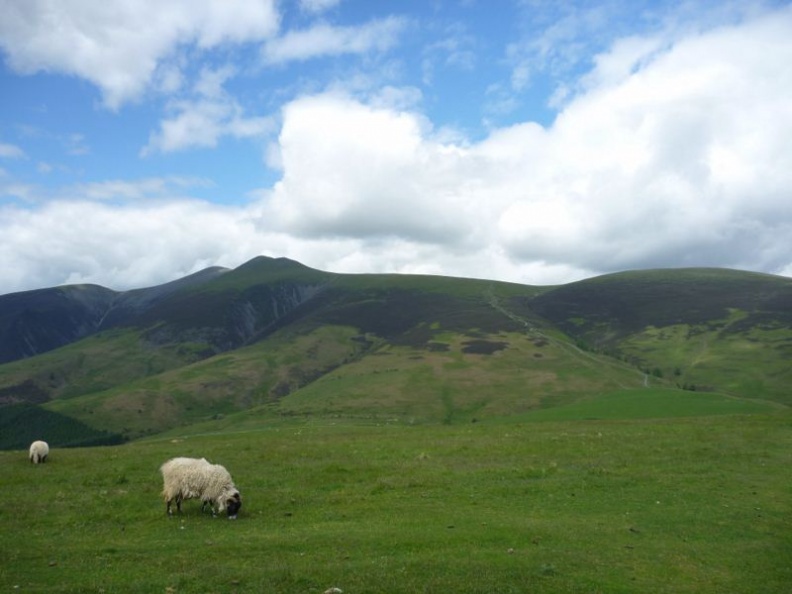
xmin=0 ymin=262 xmax=790 ymax=444
xmin=0 ymin=402 xmax=123 ymax=449
xmin=526 ymin=268 xmax=792 ymax=403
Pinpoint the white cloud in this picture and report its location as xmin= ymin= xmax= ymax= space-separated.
xmin=65 ymin=133 xmax=90 ymax=156
xmin=260 ymin=7 xmax=792 ymax=278
xmin=422 ymin=23 xmax=477 ymax=86
xmin=263 ymin=93 xmax=475 ymax=244
xmin=494 ymin=6 xmax=792 ymax=273
xmin=261 ymin=16 xmax=407 ymax=64
xmin=299 ymin=0 xmax=341 ymax=15
xmin=72 ymin=177 xmax=212 ymax=201
xmin=0 ymin=198 xmax=270 ymax=292
xmin=0 ymin=183 xmax=36 ymax=204
xmin=506 ymin=4 xmax=613 ymax=92
xmin=0 ymin=142 xmax=26 ymax=158
xmin=141 ymin=65 xmax=274 ymax=155
xmin=140 ymin=100 xmax=274 ymax=157
xmin=0 ymin=0 xmax=280 ymax=109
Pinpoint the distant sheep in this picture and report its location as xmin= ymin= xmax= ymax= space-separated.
xmin=29 ymin=440 xmax=49 ymax=464
xmin=159 ymin=457 xmax=241 ymax=519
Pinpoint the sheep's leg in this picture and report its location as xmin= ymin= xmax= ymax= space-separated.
xmin=166 ymin=495 xmax=183 ymax=516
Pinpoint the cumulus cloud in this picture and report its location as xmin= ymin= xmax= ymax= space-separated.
xmin=262 ymin=93 xmax=476 ymax=244
xmin=0 ymin=198 xmax=268 ymax=292
xmin=260 ymin=8 xmax=792 ymax=277
xmin=261 ymin=16 xmax=407 ymax=64
xmin=0 ymin=0 xmax=279 ymax=108
xmin=495 ymin=6 xmax=792 ymax=273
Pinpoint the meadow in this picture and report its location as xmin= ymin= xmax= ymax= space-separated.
xmin=2 ymin=406 xmax=791 ymax=593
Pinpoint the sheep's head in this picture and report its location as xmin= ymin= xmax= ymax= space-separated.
xmin=226 ymin=491 xmax=242 ymax=519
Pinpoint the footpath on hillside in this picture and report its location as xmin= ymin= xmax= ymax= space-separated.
xmin=484 ymin=288 xmax=649 ymax=390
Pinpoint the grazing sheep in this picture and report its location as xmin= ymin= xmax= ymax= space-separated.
xmin=29 ymin=440 xmax=49 ymax=464
xmin=159 ymin=457 xmax=242 ymax=519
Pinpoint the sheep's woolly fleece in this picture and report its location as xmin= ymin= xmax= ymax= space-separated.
xmin=160 ymin=457 xmax=240 ymax=516
xmin=29 ymin=440 xmax=49 ymax=464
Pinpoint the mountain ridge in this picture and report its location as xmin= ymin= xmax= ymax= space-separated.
xmin=0 ymin=265 xmax=232 ymax=363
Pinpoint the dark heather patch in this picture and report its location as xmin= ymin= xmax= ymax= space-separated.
xmin=426 ymin=342 xmax=450 ymax=352
xmin=461 ymin=340 xmax=508 ymax=355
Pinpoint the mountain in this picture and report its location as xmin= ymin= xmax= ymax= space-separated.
xmin=525 ymin=268 xmax=792 ymax=397
xmin=0 ymin=258 xmax=789 ymax=446
xmin=0 ymin=266 xmax=229 ymax=363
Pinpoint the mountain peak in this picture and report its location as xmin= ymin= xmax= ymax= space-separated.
xmin=236 ymin=256 xmax=310 ymax=271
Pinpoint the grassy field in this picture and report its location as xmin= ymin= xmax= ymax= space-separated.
xmin=2 ymin=408 xmax=791 ymax=593
xmin=515 ymin=388 xmax=783 ymax=422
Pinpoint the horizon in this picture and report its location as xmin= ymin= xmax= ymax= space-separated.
xmin=2 ymin=254 xmax=788 ymax=298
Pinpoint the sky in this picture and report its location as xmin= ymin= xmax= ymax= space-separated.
xmin=1 ymin=0 xmax=791 ymax=295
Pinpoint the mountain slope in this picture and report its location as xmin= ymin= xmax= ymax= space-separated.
xmin=0 ymin=284 xmax=116 ymax=364
xmin=527 ymin=268 xmax=792 ymax=340
xmin=0 ymin=260 xmax=789 ymax=443
xmin=524 ymin=268 xmax=792 ymax=402
xmin=0 ymin=266 xmax=229 ymax=364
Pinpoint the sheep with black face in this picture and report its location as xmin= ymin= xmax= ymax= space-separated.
xmin=160 ymin=457 xmax=241 ymax=519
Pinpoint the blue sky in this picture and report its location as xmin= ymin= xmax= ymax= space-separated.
xmin=1 ymin=0 xmax=791 ymax=294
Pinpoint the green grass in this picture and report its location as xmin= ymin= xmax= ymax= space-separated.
xmin=621 ymin=322 xmax=792 ymax=404
xmin=0 ymin=327 xmax=200 ymax=401
xmin=2 ymin=412 xmax=791 ymax=593
xmin=525 ymin=267 xmax=792 ymax=405
xmin=271 ymin=330 xmax=649 ymax=424
xmin=37 ymin=325 xmax=654 ymax=439
xmin=517 ymin=388 xmax=782 ymax=422
xmin=0 ymin=402 xmax=123 ymax=449
xmin=42 ymin=325 xmax=368 ymax=438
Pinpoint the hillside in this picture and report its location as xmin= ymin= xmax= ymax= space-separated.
xmin=0 ymin=259 xmax=789 ymax=445
xmin=0 ymin=266 xmax=230 ymax=364
xmin=524 ymin=268 xmax=792 ymax=401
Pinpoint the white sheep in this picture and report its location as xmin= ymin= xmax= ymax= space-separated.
xmin=29 ymin=440 xmax=49 ymax=464
xmin=159 ymin=457 xmax=242 ymax=519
